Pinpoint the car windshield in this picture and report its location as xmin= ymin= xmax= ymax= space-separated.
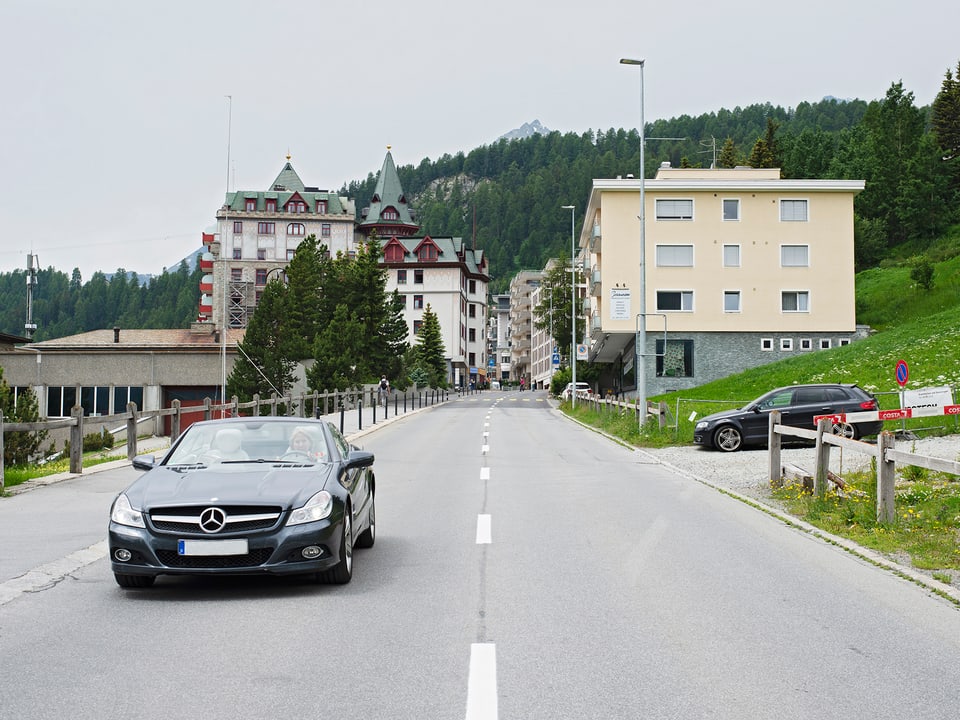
xmin=164 ymin=422 xmax=330 ymax=466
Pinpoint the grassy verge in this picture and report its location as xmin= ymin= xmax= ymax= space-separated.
xmin=2 ymin=452 xmax=126 ymax=492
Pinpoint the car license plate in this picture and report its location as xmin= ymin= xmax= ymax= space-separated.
xmin=178 ymin=539 xmax=248 ymax=556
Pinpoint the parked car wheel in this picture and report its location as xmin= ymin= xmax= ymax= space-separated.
xmin=114 ymin=573 xmax=155 ymax=588
xmin=319 ymin=510 xmax=353 ymax=584
xmin=831 ymin=422 xmax=859 ymax=440
xmin=355 ymin=493 xmax=376 ymax=549
xmin=714 ymin=425 xmax=743 ymax=452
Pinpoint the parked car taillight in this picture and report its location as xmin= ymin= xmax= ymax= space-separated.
xmin=859 ymin=399 xmax=877 ymax=410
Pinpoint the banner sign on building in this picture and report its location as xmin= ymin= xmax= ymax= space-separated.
xmin=609 ymin=288 xmax=631 ymax=321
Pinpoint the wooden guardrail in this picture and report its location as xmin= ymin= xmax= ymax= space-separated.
xmin=1 ymin=386 xmax=449 ymax=491
xmin=767 ymin=410 xmax=960 ymax=523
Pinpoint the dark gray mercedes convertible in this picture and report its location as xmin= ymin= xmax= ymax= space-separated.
xmin=108 ymin=417 xmax=375 ymax=588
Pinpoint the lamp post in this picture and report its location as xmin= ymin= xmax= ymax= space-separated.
xmin=620 ymin=57 xmax=647 ymax=430
xmin=561 ymin=204 xmax=577 ymax=407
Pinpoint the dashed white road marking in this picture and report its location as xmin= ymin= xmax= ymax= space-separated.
xmin=465 ymin=643 xmax=498 ymax=720
xmin=480 ymin=467 xmax=490 ymax=480
xmin=476 ymin=514 xmax=492 ymax=544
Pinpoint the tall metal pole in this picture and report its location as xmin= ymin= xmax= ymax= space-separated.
xmin=620 ymin=57 xmax=646 ymax=429
xmin=221 ymin=95 xmax=232 ymax=415
xmin=562 ymin=205 xmax=576 ymax=407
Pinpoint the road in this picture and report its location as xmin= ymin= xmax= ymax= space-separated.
xmin=2 ymin=390 xmax=959 ymax=719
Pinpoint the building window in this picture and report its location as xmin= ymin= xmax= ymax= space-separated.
xmin=47 ymin=385 xmax=142 ymax=417
xmin=397 ymin=269 xmax=407 ymax=284
xmin=761 ymin=338 xmax=774 ymax=351
xmin=245 ymin=198 xmax=256 ymax=211
xmin=723 ymin=244 xmax=740 ymax=267
xmin=469 ymin=352 xmax=476 ymax=366
xmin=265 ymin=199 xmax=277 ymax=213
xmin=468 ymin=328 xmax=476 ymax=342
xmin=233 ymin=221 xmax=242 ymax=233
xmin=316 ymin=200 xmax=327 ymax=214
xmin=469 ymin=280 xmax=477 ymax=294
xmin=321 ymin=223 xmax=331 ymax=237
xmin=413 ymin=320 xmax=423 ymax=335
xmin=257 ymin=222 xmax=275 ymax=235
xmin=231 ymin=268 xmax=242 ymax=281
xmin=257 ymin=249 xmax=266 ymax=261
xmin=722 ymin=198 xmax=740 ymax=221
xmin=723 ymin=291 xmax=741 ymax=312
xmin=287 ymin=200 xmax=306 ymax=213
xmin=838 ymin=338 xmax=851 ymax=346
xmin=655 ymin=245 xmax=694 ymax=267
xmin=255 ymin=268 xmax=267 ymax=285
xmin=799 ymin=338 xmax=813 ymax=351
xmin=418 ymin=244 xmax=438 ymax=261
xmin=382 ymin=207 xmax=399 ymax=221
xmin=286 ymin=249 xmax=295 ymax=260
xmin=233 ymin=248 xmax=242 ymax=260
xmin=656 ymin=290 xmax=693 ymax=312
xmin=655 ymin=199 xmax=693 ymax=220
xmin=397 ymin=294 xmax=406 ymax=308
xmin=781 ymin=245 xmax=809 ymax=267
xmin=780 ymin=199 xmax=808 ymax=222
xmin=413 ymin=295 xmax=424 ymax=309
xmin=287 ymin=223 xmax=305 ymax=236
xmin=414 ymin=269 xmax=424 ymax=284
xmin=819 ymin=338 xmax=832 ymax=349
xmin=385 ymin=244 xmax=405 ymax=262
xmin=780 ymin=338 xmax=794 ymax=351
xmin=468 ymin=304 xmax=476 ymax=318
xmin=656 ymin=339 xmax=693 ymax=377
xmin=781 ymin=291 xmax=809 ymax=312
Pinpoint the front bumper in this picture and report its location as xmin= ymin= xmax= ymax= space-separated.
xmin=108 ymin=517 xmax=343 ymax=578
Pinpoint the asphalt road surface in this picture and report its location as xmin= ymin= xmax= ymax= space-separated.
xmin=2 ymin=390 xmax=959 ymax=719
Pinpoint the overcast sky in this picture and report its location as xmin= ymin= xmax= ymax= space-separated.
xmin=1 ymin=0 xmax=956 ymax=280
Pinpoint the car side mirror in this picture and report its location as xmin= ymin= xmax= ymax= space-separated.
xmin=346 ymin=449 xmax=375 ymax=469
xmin=132 ymin=454 xmax=156 ymax=471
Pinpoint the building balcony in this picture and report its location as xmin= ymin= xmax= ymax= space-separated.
xmin=589 ymin=267 xmax=602 ymax=296
xmin=589 ymin=224 xmax=601 ymax=253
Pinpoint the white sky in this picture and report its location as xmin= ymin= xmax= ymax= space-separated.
xmin=1 ymin=0 xmax=956 ymax=280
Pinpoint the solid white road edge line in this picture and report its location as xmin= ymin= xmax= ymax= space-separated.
xmin=465 ymin=642 xmax=498 ymax=720
xmin=0 ymin=540 xmax=107 ymax=606
xmin=480 ymin=467 xmax=490 ymax=480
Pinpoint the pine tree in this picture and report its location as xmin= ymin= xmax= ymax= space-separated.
xmin=306 ymin=304 xmax=366 ymax=392
xmin=931 ymin=61 xmax=960 ymax=162
xmin=1 ymin=368 xmax=47 ymax=465
xmin=226 ymin=278 xmax=295 ymax=407
xmin=413 ymin=303 xmax=447 ymax=388
xmin=284 ymin=235 xmax=329 ymax=360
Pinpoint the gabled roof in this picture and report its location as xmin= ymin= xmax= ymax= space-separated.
xmin=377 ymin=236 xmax=489 ymax=280
xmin=271 ymin=161 xmax=305 ymax=192
xmin=359 ymin=149 xmax=419 ymax=232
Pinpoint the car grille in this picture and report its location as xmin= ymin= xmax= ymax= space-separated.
xmin=149 ymin=505 xmax=282 ymax=535
xmin=156 ymin=547 xmax=274 ymax=569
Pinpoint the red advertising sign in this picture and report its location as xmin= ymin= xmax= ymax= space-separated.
xmin=879 ymin=408 xmax=912 ymax=421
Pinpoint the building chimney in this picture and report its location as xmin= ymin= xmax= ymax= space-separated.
xmin=113 ymin=327 xmax=120 ymax=343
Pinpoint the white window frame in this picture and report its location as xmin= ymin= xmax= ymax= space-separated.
xmin=655 ymin=198 xmax=693 ymax=221
xmin=780 ymin=199 xmax=808 ymax=222
xmin=781 ymin=290 xmax=810 ymax=313
xmin=723 ymin=244 xmax=740 ymax=267
xmin=799 ymin=338 xmax=813 ymax=351
xmin=656 ymin=290 xmax=694 ymax=312
xmin=838 ymin=338 xmax=851 ymax=347
xmin=722 ymin=198 xmax=740 ymax=221
xmin=819 ymin=338 xmax=832 ymax=350
xmin=655 ymin=244 xmax=694 ymax=267
xmin=780 ymin=338 xmax=794 ymax=351
xmin=761 ymin=338 xmax=774 ymax=351
xmin=723 ymin=290 xmax=741 ymax=313
xmin=781 ymin=244 xmax=810 ymax=267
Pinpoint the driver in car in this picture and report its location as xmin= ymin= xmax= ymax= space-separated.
xmin=285 ymin=427 xmax=324 ymax=461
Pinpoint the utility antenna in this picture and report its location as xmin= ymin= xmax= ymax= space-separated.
xmin=221 ymin=95 xmax=232 ymax=414
xmin=698 ymin=135 xmax=718 ymax=168
xmin=25 ymin=253 xmax=38 ymax=338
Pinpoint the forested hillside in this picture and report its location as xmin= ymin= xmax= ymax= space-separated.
xmin=3 ymin=64 xmax=958 ymax=339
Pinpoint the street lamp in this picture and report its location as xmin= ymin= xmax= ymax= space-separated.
xmin=561 ymin=204 xmax=577 ymax=407
xmin=620 ymin=57 xmax=647 ymax=430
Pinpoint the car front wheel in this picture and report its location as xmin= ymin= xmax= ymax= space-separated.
xmin=831 ymin=422 xmax=859 ymax=440
xmin=319 ymin=510 xmax=353 ymax=584
xmin=714 ymin=425 xmax=743 ymax=452
xmin=355 ymin=492 xmax=376 ymax=549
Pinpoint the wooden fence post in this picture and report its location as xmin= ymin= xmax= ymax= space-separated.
xmin=69 ymin=406 xmax=84 ymax=474
xmin=768 ymin=410 xmax=782 ymax=487
xmin=203 ymin=397 xmax=212 ymax=421
xmin=171 ymin=399 xmax=181 ymax=442
xmin=877 ymin=431 xmax=896 ymax=523
xmin=126 ymin=402 xmax=138 ymax=461
xmin=270 ymin=392 xmax=278 ymax=416
xmin=814 ymin=418 xmax=831 ymax=498
xmin=1 ymin=410 xmax=5 ymax=492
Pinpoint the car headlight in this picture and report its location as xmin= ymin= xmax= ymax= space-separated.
xmin=111 ymin=493 xmax=145 ymax=528
xmin=695 ymin=421 xmax=708 ymax=430
xmin=287 ymin=490 xmax=334 ymax=526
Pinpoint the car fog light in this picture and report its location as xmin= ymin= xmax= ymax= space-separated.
xmin=301 ymin=546 xmax=322 ymax=559
xmin=114 ymin=548 xmax=132 ymax=562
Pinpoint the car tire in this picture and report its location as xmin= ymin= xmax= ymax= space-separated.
xmin=831 ymin=422 xmax=859 ymax=440
xmin=114 ymin=573 xmax=156 ymax=588
xmin=714 ymin=425 xmax=743 ymax=452
xmin=355 ymin=493 xmax=376 ymax=549
xmin=319 ymin=509 xmax=353 ymax=584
